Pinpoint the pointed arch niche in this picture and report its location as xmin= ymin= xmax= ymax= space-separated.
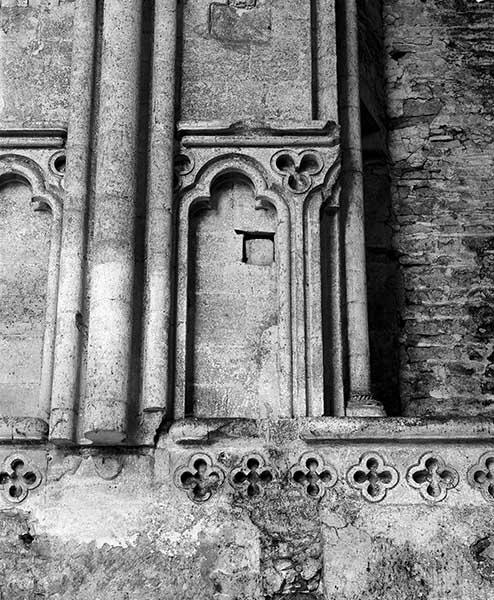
xmin=174 ymin=157 xmax=292 ymax=419
xmin=0 ymin=155 xmax=62 ymax=429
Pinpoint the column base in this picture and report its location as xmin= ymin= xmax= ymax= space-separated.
xmin=346 ymin=393 xmax=387 ymax=417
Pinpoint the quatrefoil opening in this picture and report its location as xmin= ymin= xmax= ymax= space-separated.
xmin=271 ymin=150 xmax=324 ymax=194
xmin=290 ymin=452 xmax=337 ymax=498
xmin=0 ymin=454 xmax=42 ymax=504
xmin=230 ymin=454 xmax=276 ymax=498
xmin=407 ymin=453 xmax=459 ymax=503
xmin=347 ymin=453 xmax=399 ymax=503
xmin=174 ymin=453 xmax=225 ymax=503
xmin=468 ymin=452 xmax=494 ymax=502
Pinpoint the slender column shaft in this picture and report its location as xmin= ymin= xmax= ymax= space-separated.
xmin=40 ymin=201 xmax=62 ymax=422
xmin=292 ymin=208 xmax=307 ymax=417
xmin=141 ymin=0 xmax=178 ymax=416
xmin=329 ymin=209 xmax=346 ymax=416
xmin=337 ymin=0 xmax=385 ymax=416
xmin=305 ymin=195 xmax=325 ymax=418
xmin=84 ymin=0 xmax=142 ymax=444
xmin=49 ymin=0 xmax=97 ymax=444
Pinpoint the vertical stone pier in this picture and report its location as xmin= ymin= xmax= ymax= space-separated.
xmin=49 ymin=0 xmax=97 ymax=444
xmin=84 ymin=0 xmax=143 ymax=444
xmin=337 ymin=0 xmax=385 ymax=416
xmin=141 ymin=0 xmax=178 ymax=419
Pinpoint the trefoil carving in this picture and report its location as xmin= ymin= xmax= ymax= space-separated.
xmin=290 ymin=452 xmax=337 ymax=498
xmin=174 ymin=453 xmax=225 ymax=503
xmin=0 ymin=454 xmax=42 ymax=504
xmin=271 ymin=149 xmax=324 ymax=194
xmin=407 ymin=453 xmax=459 ymax=503
xmin=347 ymin=452 xmax=398 ymax=503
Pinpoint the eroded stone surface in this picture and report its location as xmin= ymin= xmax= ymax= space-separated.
xmin=0 ymin=438 xmax=491 ymax=598
xmin=384 ymin=0 xmax=494 ymax=416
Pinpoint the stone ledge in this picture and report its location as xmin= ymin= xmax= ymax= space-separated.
xmin=0 ymin=126 xmax=67 ymax=148
xmin=177 ymin=119 xmax=337 ymax=136
xmin=165 ymin=416 xmax=494 ymax=446
xmin=178 ymin=119 xmax=340 ymax=148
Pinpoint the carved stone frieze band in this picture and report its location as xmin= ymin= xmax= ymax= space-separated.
xmin=1 ymin=445 xmax=491 ymax=506
xmin=169 ymin=448 xmax=494 ymax=504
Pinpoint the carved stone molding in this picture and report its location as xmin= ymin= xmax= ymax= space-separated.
xmin=290 ymin=452 xmax=338 ymax=498
xmin=0 ymin=127 xmax=66 ymax=149
xmin=347 ymin=452 xmax=399 ymax=503
xmin=407 ymin=453 xmax=459 ymax=503
xmin=468 ymin=452 xmax=494 ymax=503
xmin=174 ymin=453 xmax=225 ymax=503
xmin=230 ymin=454 xmax=276 ymax=498
xmin=0 ymin=454 xmax=42 ymax=503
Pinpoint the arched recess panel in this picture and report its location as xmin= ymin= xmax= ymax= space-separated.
xmin=185 ymin=174 xmax=283 ymax=419
xmin=0 ymin=179 xmax=53 ymax=420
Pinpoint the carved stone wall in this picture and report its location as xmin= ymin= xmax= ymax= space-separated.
xmin=0 ymin=0 xmax=493 ymax=599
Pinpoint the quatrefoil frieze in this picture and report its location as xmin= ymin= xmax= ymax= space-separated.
xmin=271 ymin=149 xmax=324 ymax=194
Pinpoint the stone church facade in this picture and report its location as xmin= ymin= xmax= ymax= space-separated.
xmin=0 ymin=0 xmax=493 ymax=597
